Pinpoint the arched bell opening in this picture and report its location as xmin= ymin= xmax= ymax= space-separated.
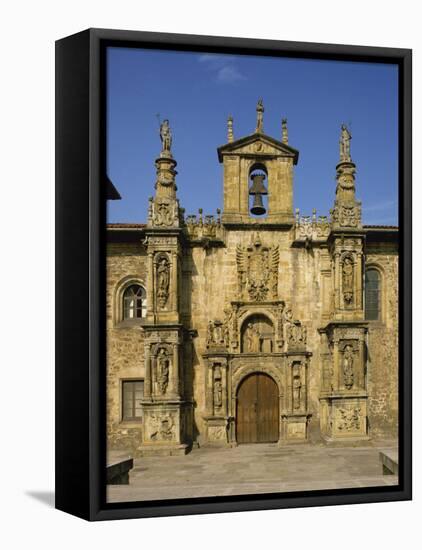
xmin=249 ymin=163 xmax=268 ymax=217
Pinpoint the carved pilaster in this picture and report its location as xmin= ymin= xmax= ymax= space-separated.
xmin=319 ymin=321 xmax=369 ymax=442
xmin=202 ymin=352 xmax=230 ymax=446
xmin=138 ymin=123 xmax=191 ymax=456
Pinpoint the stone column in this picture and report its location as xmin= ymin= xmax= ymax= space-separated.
xmin=146 ymin=252 xmax=154 ymax=318
xmin=356 ymin=252 xmax=363 ymax=310
xmin=144 ymin=344 xmax=152 ymax=397
xmin=333 ymin=338 xmax=340 ymax=391
xmin=172 ymin=342 xmax=179 ymax=397
xmin=221 ymin=362 xmax=228 ymax=416
xmin=171 ymin=251 xmax=178 ymax=313
xmin=334 ymin=252 xmax=341 ymax=311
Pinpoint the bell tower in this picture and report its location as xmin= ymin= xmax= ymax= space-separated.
xmin=217 ymin=100 xmax=299 ymax=225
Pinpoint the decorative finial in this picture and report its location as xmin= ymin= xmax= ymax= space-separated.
xmin=282 ymin=118 xmax=288 ymax=144
xmin=159 ymin=118 xmax=172 ymax=156
xmin=255 ymin=99 xmax=264 ymax=133
xmin=339 ymin=123 xmax=352 ymax=162
xmin=227 ymin=115 xmax=234 ymax=143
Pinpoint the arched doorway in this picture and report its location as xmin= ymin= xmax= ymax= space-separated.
xmin=236 ymin=373 xmax=279 ymax=444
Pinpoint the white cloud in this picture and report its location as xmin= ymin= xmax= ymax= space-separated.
xmin=198 ymin=54 xmax=246 ymax=84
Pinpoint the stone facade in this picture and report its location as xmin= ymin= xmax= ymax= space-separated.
xmin=106 ymin=103 xmax=398 ymax=455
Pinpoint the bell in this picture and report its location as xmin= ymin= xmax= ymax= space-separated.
xmin=249 ymin=173 xmax=267 ymax=215
xmin=249 ymin=174 xmax=267 ymax=195
xmin=251 ymin=193 xmax=266 ymax=215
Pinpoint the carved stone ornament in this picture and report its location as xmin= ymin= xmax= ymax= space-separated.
xmin=342 ymin=344 xmax=354 ymax=389
xmin=207 ymin=320 xmax=226 ymax=348
xmin=236 ymin=233 xmax=279 ymax=302
xmin=156 ymin=347 xmax=170 ymax=395
xmin=331 ymin=203 xmax=361 ymax=228
xmin=207 ymin=306 xmax=240 ymax=349
xmin=337 ymin=407 xmax=361 ymax=432
xmin=208 ymin=426 xmax=226 ymax=441
xmin=287 ymin=321 xmax=307 ymax=348
xmin=149 ymin=413 xmax=175 ymax=441
xmin=156 ymin=255 xmax=170 ymax=308
xmin=152 ymin=198 xmax=177 ymax=227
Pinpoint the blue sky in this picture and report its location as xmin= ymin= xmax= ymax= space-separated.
xmin=106 ymin=47 xmax=398 ymax=226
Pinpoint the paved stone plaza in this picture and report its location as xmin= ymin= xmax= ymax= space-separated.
xmin=107 ymin=442 xmax=398 ymax=503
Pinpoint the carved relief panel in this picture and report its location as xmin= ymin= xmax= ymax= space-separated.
xmin=209 ymin=301 xmax=306 ymax=354
xmin=236 ymin=233 xmax=279 ymax=302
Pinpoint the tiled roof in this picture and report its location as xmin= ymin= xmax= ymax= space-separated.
xmin=363 ymin=225 xmax=398 ymax=230
xmin=107 ymin=223 xmax=146 ymax=228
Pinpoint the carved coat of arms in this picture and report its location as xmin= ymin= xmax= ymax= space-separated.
xmin=236 ymin=234 xmax=279 ymax=301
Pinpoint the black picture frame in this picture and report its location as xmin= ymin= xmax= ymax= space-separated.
xmin=55 ymin=28 xmax=412 ymax=521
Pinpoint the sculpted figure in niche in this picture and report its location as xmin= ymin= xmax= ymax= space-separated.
xmin=245 ymin=323 xmax=261 ymax=352
xmin=214 ymin=379 xmax=222 ymax=409
xmin=214 ymin=322 xmax=223 ymax=344
xmin=293 ymin=372 xmax=302 ymax=410
xmin=207 ymin=321 xmax=215 ymax=346
xmin=246 ymin=323 xmax=254 ymax=352
xmin=159 ymin=119 xmax=172 ymax=153
xmin=207 ymin=320 xmax=228 ymax=348
xmin=343 ymin=345 xmax=354 ymax=389
xmin=156 ymin=257 xmax=170 ymax=308
xmin=342 ymin=257 xmax=354 ymax=306
xmin=156 ymin=348 xmax=170 ymax=394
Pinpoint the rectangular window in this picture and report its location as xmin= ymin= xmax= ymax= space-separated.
xmin=122 ymin=380 xmax=144 ymax=421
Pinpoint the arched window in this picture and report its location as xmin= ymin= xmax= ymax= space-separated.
xmin=365 ymin=269 xmax=381 ymax=321
xmin=123 ymin=284 xmax=147 ymax=320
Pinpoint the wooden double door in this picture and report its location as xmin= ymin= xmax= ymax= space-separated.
xmin=236 ymin=373 xmax=279 ymax=444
